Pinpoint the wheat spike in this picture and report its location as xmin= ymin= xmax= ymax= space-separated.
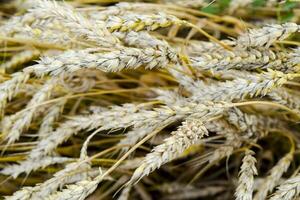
xmin=25 ymin=46 xmax=177 ymax=76
xmin=254 ymin=153 xmax=293 ymax=200
xmin=32 ymin=0 xmax=119 ymax=47
xmin=0 ymin=49 xmax=40 ymax=71
xmin=0 ymin=156 xmax=72 ymax=178
xmin=235 ymin=150 xmax=257 ymax=200
xmin=2 ymin=78 xmax=55 ymax=144
xmin=190 ymin=47 xmax=300 ymax=73
xmin=237 ymin=23 xmax=300 ymax=48
xmin=270 ymin=172 xmax=300 ymax=200
xmin=0 ymin=72 xmax=30 ymax=117
xmin=128 ymin=119 xmax=209 ymax=185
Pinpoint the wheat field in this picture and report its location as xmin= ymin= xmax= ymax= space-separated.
xmin=0 ymin=0 xmax=300 ymax=199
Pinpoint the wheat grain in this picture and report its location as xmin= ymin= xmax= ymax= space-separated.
xmin=163 ymin=185 xmax=225 ymax=199
xmin=105 ymin=13 xmax=181 ymax=32
xmin=184 ymin=40 xmax=234 ymax=56
xmin=118 ymin=117 xmax=177 ymax=152
xmin=226 ymin=108 xmax=280 ymax=138
xmin=1 ymin=1 xmax=300 ymax=200
xmin=268 ymin=88 xmax=300 ymax=112
xmin=28 ymin=104 xmax=140 ymax=158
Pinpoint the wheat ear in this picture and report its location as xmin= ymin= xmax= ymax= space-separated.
xmin=269 ymin=172 xmax=300 ymax=200
xmin=235 ymin=150 xmax=257 ymax=200
xmin=127 ymin=119 xmax=208 ymax=185
xmin=237 ymin=23 xmax=300 ymax=48
xmin=2 ymin=78 xmax=55 ymax=144
xmin=32 ymin=0 xmax=119 ymax=47
xmin=0 ymin=72 xmax=30 ymax=117
xmin=254 ymin=152 xmax=293 ymax=200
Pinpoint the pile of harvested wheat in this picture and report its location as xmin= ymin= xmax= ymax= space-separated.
xmin=0 ymin=0 xmax=300 ymax=199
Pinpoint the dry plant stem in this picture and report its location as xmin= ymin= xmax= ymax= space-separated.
xmin=162 ymin=0 xmax=207 ymax=8
xmin=229 ymin=0 xmax=253 ymax=14
xmin=183 ymin=22 xmax=232 ymax=50
xmin=13 ymin=87 xmax=150 ymax=115
xmin=231 ymin=101 xmax=299 ymax=117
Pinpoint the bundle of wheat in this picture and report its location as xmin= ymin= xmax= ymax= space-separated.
xmin=0 ymin=0 xmax=300 ymax=199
